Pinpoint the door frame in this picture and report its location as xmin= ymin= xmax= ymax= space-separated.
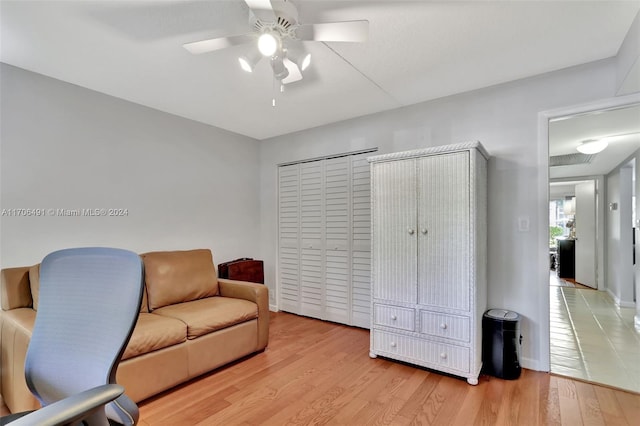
xmin=574 ymin=180 xmax=598 ymax=289
xmin=537 ymin=92 xmax=640 ymax=372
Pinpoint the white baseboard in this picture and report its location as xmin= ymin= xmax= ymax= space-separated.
xmin=606 ymin=288 xmax=635 ymax=308
xmin=635 ymin=315 xmax=640 ymax=330
xmin=520 ymin=356 xmax=546 ymax=372
xmin=269 ymin=304 xmax=279 ymax=312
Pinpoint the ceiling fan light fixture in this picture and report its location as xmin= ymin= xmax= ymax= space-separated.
xmin=271 ymin=55 xmax=289 ymax=80
xmin=576 ymin=139 xmax=608 ymax=154
xmin=238 ymin=57 xmax=252 ymax=72
xmin=301 ymin=53 xmax=311 ymax=71
xmin=258 ymin=32 xmax=279 ymax=56
xmin=286 ymin=45 xmax=311 ymax=72
xmin=238 ymin=48 xmax=262 ymax=72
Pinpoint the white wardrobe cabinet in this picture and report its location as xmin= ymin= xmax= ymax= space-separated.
xmin=368 ymin=142 xmax=488 ymax=385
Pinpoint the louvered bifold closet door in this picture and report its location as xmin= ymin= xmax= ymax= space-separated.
xmin=324 ymin=157 xmax=350 ymax=324
xmin=278 ymin=164 xmax=301 ymax=314
xmin=351 ymin=154 xmax=372 ymax=328
xmin=278 ymin=151 xmax=374 ymax=327
xmin=417 ymin=152 xmax=470 ymax=311
xmin=371 ymin=158 xmax=418 ymax=304
xmin=299 ymin=161 xmax=325 ymax=319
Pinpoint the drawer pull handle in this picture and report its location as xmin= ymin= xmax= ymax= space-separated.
xmin=440 ymin=352 xmax=447 ymax=359
xmin=391 ymin=315 xmax=397 ymax=321
xmin=408 ymin=228 xmax=415 ymax=235
xmin=421 ymin=228 xmax=428 ymax=234
xmin=390 ymin=342 xmax=397 ymax=348
xmin=440 ymin=323 xmax=447 ymax=330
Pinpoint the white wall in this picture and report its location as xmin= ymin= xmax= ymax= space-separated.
xmin=0 ymin=64 xmax=261 ymax=268
xmin=260 ymin=58 xmax=620 ymax=370
xmin=606 ymin=163 xmax=636 ymax=307
xmin=549 ymin=184 xmax=575 ymax=200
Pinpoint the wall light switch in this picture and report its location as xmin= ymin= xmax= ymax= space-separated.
xmin=518 ymin=216 xmax=530 ymax=232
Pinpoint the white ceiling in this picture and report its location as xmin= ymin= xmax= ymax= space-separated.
xmin=1 ymin=0 xmax=639 ymax=140
xmin=549 ymin=104 xmax=640 ymax=179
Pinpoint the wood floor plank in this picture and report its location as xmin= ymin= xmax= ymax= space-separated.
xmin=574 ymin=380 xmax=605 ymax=426
xmin=451 ymin=376 xmax=488 ymax=426
xmin=474 ymin=375 xmax=506 ymax=425
xmin=524 ymin=369 xmax=546 ymax=424
xmin=539 ymin=374 xmax=562 ymax=426
xmin=426 ymin=375 xmax=469 ymax=425
xmin=557 ymin=376 xmax=584 ymax=425
xmin=6 ymin=312 xmax=635 ymax=425
xmin=614 ymin=389 xmax=640 ymax=426
xmin=394 ymin=372 xmax=441 ymax=421
xmin=593 ymin=386 xmax=630 ymax=425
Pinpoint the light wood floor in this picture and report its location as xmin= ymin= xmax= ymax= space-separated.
xmin=3 ymin=312 xmax=639 ymax=425
xmin=137 ymin=312 xmax=639 ymax=425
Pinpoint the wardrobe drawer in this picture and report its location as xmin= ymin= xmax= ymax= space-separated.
xmin=372 ymin=330 xmax=469 ymax=373
xmin=419 ymin=311 xmax=470 ymax=342
xmin=373 ymin=304 xmax=415 ymax=331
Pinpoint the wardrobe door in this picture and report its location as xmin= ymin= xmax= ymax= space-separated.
xmin=417 ymin=152 xmax=470 ymax=311
xmin=278 ymin=164 xmax=301 ymax=314
xmin=371 ymin=158 xmax=418 ymax=304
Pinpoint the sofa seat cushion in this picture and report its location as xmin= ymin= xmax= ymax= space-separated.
xmin=122 ymin=313 xmax=186 ymax=360
xmin=153 ymin=297 xmax=258 ymax=339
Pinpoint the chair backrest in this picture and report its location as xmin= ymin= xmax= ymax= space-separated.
xmin=24 ymin=248 xmax=143 ymax=416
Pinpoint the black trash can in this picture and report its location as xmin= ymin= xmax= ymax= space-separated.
xmin=482 ymin=309 xmax=522 ymax=379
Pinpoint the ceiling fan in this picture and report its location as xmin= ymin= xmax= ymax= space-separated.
xmin=183 ymin=0 xmax=368 ymax=86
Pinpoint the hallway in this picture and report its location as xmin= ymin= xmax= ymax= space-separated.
xmin=550 ymin=285 xmax=640 ymax=393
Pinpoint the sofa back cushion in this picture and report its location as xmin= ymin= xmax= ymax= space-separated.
xmin=139 ymin=283 xmax=149 ymax=313
xmin=1 ymin=266 xmax=32 ymax=311
xmin=142 ymin=249 xmax=219 ymax=311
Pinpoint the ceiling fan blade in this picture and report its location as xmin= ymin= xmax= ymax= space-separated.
xmin=282 ymin=59 xmax=303 ymax=85
xmin=183 ymin=34 xmax=255 ymax=55
xmin=297 ymin=20 xmax=369 ymax=42
xmin=244 ymin=0 xmax=276 ymax=22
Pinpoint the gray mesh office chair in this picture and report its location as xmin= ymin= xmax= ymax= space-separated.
xmin=0 ymin=247 xmax=144 ymax=426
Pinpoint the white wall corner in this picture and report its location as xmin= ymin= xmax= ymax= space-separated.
xmin=520 ymin=356 xmax=545 ymax=372
xmin=606 ymin=287 xmax=635 ymax=309
xmin=616 ymin=11 xmax=640 ymax=95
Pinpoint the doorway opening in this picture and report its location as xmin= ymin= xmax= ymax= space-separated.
xmin=549 ymin=178 xmax=599 ymax=289
xmin=541 ymin=95 xmax=640 ymax=393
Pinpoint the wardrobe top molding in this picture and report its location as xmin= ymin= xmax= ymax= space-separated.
xmin=367 ymin=141 xmax=489 ymax=163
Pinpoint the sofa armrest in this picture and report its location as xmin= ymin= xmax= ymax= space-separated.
xmin=1 ymin=308 xmax=40 ymax=413
xmin=218 ymin=279 xmax=269 ymax=350
xmin=1 ymin=267 xmax=32 ymax=311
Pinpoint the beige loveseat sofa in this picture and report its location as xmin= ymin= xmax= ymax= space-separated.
xmin=0 ymin=249 xmax=269 ymax=413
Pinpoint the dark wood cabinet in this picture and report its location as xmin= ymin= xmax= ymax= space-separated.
xmin=557 ymin=239 xmax=575 ymax=279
